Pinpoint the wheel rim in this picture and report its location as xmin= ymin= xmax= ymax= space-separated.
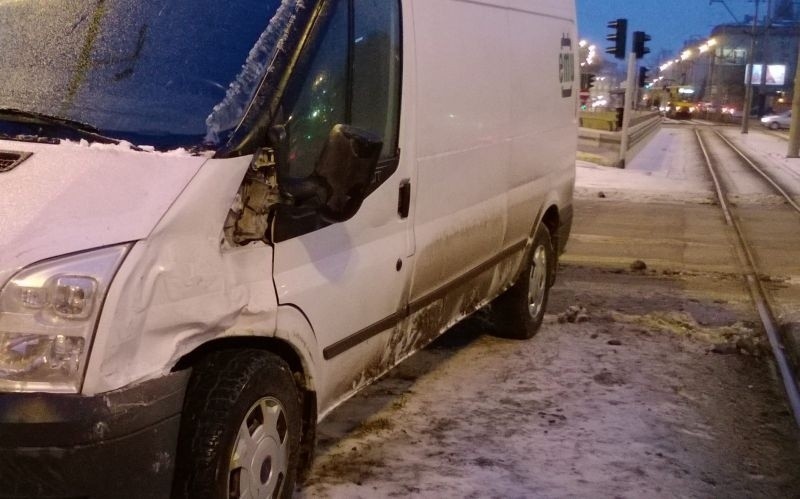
xmin=228 ymin=397 xmax=289 ymax=499
xmin=527 ymin=244 xmax=548 ymax=319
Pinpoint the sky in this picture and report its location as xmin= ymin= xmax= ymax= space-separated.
xmin=576 ymin=0 xmax=754 ymax=62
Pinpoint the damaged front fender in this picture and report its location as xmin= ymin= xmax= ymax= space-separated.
xmin=82 ymin=156 xmax=294 ymax=395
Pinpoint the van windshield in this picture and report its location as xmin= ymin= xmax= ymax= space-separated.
xmin=0 ymin=0 xmax=298 ymax=150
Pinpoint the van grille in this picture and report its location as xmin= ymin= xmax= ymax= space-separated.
xmin=0 ymin=150 xmax=33 ymax=172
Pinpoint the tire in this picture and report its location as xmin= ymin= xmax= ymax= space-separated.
xmin=769 ymin=122 xmax=780 ymax=130
xmin=173 ymin=350 xmax=302 ymax=499
xmin=490 ymin=224 xmax=554 ymax=339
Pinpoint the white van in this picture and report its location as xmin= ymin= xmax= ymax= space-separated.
xmin=0 ymin=0 xmax=576 ymax=497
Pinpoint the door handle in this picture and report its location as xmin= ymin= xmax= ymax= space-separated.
xmin=398 ymin=180 xmax=411 ymax=219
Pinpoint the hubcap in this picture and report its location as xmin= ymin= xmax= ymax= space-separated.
xmin=527 ymin=244 xmax=548 ymax=319
xmin=228 ymin=397 xmax=289 ymax=499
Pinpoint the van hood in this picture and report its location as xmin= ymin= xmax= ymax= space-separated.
xmin=0 ymin=139 xmax=208 ymax=286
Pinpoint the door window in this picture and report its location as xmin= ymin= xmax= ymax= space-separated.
xmin=282 ymin=0 xmax=349 ymax=178
xmin=273 ymin=0 xmax=402 ymax=241
xmin=278 ymin=0 xmax=401 ymax=180
xmin=351 ymin=0 xmax=402 ymax=161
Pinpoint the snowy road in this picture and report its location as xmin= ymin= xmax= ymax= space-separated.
xmin=294 ymin=125 xmax=800 ymax=498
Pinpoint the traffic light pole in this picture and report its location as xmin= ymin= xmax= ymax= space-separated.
xmin=619 ymin=52 xmax=637 ymax=167
xmin=787 ymin=34 xmax=800 ymax=157
xmin=741 ymin=0 xmax=760 ymax=134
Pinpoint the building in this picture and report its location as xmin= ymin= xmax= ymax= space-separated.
xmin=657 ymin=0 xmax=799 ymax=116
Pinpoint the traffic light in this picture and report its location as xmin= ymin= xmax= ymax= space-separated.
xmin=638 ymin=67 xmax=649 ymax=88
xmin=606 ymin=19 xmax=628 ymax=60
xmin=633 ymin=31 xmax=651 ymax=59
xmin=581 ymin=73 xmax=597 ymax=90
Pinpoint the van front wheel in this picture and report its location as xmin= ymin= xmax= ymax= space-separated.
xmin=491 ymin=224 xmax=554 ymax=339
xmin=173 ymin=350 xmax=302 ymax=499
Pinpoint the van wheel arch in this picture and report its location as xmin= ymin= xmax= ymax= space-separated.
xmin=539 ymin=206 xmax=560 ymax=287
xmin=490 ymin=223 xmax=554 ymax=339
xmin=172 ymin=337 xmax=318 ymax=486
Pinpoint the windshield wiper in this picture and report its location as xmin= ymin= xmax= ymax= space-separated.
xmin=0 ymin=108 xmax=123 ymax=146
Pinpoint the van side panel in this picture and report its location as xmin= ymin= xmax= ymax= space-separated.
xmin=505 ymin=2 xmax=578 ymax=247
xmin=408 ymin=0 xmax=511 ymax=304
xmin=507 ymin=0 xmax=575 ymax=18
xmin=407 ymin=0 xmax=576 ymax=322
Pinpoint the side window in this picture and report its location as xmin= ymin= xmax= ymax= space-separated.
xmin=273 ymin=0 xmax=401 ymax=241
xmin=282 ymin=0 xmax=348 ymax=178
xmin=279 ymin=0 xmax=401 ymax=178
xmin=352 ymin=0 xmax=402 ymax=161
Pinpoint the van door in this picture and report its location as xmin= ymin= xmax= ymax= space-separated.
xmin=270 ymin=0 xmax=410 ymax=409
xmin=406 ymin=0 xmax=512 ymax=326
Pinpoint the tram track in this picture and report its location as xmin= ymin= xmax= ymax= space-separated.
xmin=694 ymin=127 xmax=800 ymax=427
xmin=715 ymin=131 xmax=800 ymax=212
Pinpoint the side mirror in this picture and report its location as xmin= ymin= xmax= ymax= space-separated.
xmin=269 ymin=124 xmax=330 ymax=207
xmin=314 ymin=124 xmax=382 ymax=222
xmin=271 ymin=123 xmax=382 ymax=224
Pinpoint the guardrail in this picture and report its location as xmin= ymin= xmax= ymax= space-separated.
xmin=580 ymin=111 xmax=620 ymax=131
xmin=578 ymin=111 xmax=662 ymax=167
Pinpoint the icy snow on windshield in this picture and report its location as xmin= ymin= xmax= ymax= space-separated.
xmin=205 ymin=0 xmax=306 ymax=145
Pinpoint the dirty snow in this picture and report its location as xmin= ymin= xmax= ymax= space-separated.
xmin=296 ymin=268 xmax=800 ymax=498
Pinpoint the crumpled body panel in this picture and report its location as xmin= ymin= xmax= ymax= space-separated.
xmin=83 ymin=156 xmax=283 ymax=394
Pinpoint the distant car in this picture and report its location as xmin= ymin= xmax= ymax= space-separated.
xmin=761 ymin=111 xmax=792 ymax=130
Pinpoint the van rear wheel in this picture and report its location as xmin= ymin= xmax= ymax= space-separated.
xmin=491 ymin=224 xmax=554 ymax=339
xmin=173 ymin=350 xmax=301 ymax=499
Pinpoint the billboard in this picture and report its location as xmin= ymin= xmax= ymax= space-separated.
xmin=745 ymin=64 xmax=787 ymax=85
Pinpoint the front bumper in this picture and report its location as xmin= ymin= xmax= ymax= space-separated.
xmin=0 ymin=370 xmax=189 ymax=499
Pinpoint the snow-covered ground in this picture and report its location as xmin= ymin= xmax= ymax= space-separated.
xmin=296 ymin=267 xmax=799 ymax=498
xmin=577 ymin=127 xmax=714 ymax=204
xmin=722 ymin=127 xmax=800 ymax=177
xmin=577 ymin=125 xmax=800 ymax=206
xmin=719 ymin=128 xmax=800 ymax=201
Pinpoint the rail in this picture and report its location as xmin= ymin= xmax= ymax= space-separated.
xmin=694 ymin=128 xmax=800 ymax=428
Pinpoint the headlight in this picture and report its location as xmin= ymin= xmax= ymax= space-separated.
xmin=0 ymin=245 xmax=129 ymax=393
